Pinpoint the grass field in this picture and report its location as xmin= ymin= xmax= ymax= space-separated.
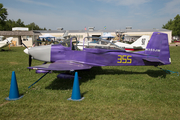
xmin=0 ymin=46 xmax=180 ymax=119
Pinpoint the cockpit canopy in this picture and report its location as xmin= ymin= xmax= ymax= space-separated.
xmin=78 ymin=37 xmax=124 ymax=50
xmin=58 ymin=36 xmax=124 ymax=51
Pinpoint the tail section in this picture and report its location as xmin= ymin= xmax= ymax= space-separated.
xmin=0 ymin=37 xmax=13 ymax=48
xmin=63 ymin=31 xmax=69 ymax=37
xmin=6 ymin=37 xmax=13 ymax=43
xmin=144 ymin=32 xmax=171 ymax=65
xmin=131 ymin=35 xmax=150 ymax=49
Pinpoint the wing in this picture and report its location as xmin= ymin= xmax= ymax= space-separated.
xmin=28 ymin=60 xmax=92 ymax=71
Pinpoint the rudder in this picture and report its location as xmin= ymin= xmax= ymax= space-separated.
xmin=145 ymin=32 xmax=171 ymax=65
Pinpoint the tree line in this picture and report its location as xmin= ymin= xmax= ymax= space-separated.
xmin=163 ymin=14 xmax=180 ymax=36
xmin=0 ymin=3 xmax=46 ymax=31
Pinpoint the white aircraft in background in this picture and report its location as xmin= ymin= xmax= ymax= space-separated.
xmin=77 ymin=35 xmax=150 ymax=51
xmin=0 ymin=37 xmax=13 ymax=50
xmin=114 ymin=35 xmax=150 ymax=51
xmin=77 ymin=38 xmax=114 ymax=50
xmin=56 ymin=31 xmax=69 ymax=40
xmin=77 ymin=32 xmax=115 ymax=50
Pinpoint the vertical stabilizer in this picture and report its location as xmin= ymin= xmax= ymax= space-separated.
xmin=63 ymin=31 xmax=69 ymax=37
xmin=131 ymin=35 xmax=150 ymax=49
xmin=145 ymin=32 xmax=171 ymax=65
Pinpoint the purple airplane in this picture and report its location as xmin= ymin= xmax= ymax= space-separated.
xmin=23 ymin=32 xmax=171 ymax=87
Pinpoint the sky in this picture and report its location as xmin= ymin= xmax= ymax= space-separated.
xmin=1 ymin=0 xmax=180 ymax=30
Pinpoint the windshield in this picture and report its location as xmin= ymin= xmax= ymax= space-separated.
xmin=59 ymin=36 xmax=78 ymax=50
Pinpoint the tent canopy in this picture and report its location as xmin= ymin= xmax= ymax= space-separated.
xmin=101 ymin=32 xmax=114 ymax=38
xmin=39 ymin=34 xmax=55 ymax=38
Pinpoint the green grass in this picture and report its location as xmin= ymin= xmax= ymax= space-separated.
xmin=0 ymin=46 xmax=180 ymax=119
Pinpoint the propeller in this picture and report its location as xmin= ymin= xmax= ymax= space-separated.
xmin=22 ymin=43 xmax=32 ymax=70
xmin=29 ymin=55 xmax=32 ymax=67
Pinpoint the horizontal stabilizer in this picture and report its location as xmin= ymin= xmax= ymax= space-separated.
xmin=143 ymin=58 xmax=165 ymax=65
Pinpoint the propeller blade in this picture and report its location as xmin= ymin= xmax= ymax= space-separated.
xmin=29 ymin=55 xmax=32 ymax=67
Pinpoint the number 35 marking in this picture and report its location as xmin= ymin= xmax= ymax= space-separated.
xmin=117 ymin=55 xmax=132 ymax=63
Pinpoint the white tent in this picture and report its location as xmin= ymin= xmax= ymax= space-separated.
xmin=101 ymin=32 xmax=114 ymax=38
xmin=39 ymin=34 xmax=55 ymax=38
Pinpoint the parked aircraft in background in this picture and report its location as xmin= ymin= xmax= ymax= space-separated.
xmin=0 ymin=37 xmax=13 ymax=50
xmin=77 ymin=37 xmax=114 ymax=50
xmin=77 ymin=34 xmax=149 ymax=51
xmin=115 ymin=35 xmax=150 ymax=51
xmin=56 ymin=31 xmax=70 ymax=40
xmin=77 ymin=32 xmax=115 ymax=50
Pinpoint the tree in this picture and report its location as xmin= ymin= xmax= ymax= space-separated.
xmin=163 ymin=14 xmax=180 ymax=36
xmin=16 ymin=19 xmax=25 ymax=27
xmin=162 ymin=19 xmax=173 ymax=30
xmin=4 ymin=19 xmax=16 ymax=31
xmin=3 ymin=19 xmax=25 ymax=31
xmin=26 ymin=22 xmax=46 ymax=30
xmin=0 ymin=3 xmax=47 ymax=31
xmin=172 ymin=14 xmax=180 ymax=36
xmin=0 ymin=3 xmax=8 ymax=30
xmin=0 ymin=3 xmax=8 ymax=22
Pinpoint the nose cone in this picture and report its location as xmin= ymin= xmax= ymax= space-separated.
xmin=28 ymin=45 xmax=51 ymax=62
xmin=24 ymin=48 xmax=29 ymax=55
